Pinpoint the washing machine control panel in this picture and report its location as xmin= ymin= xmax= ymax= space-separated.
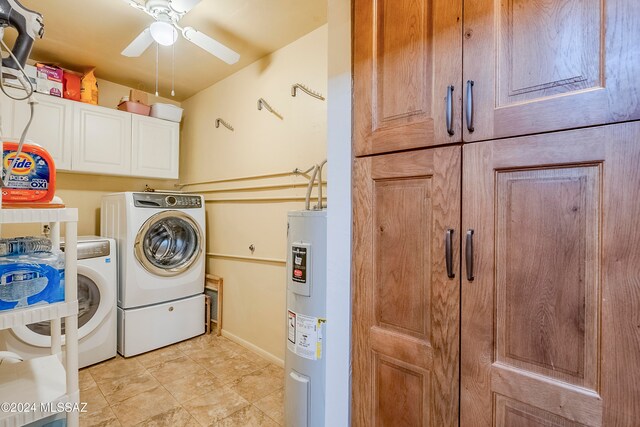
xmin=133 ymin=193 xmax=203 ymax=209
xmin=61 ymin=240 xmax=111 ymax=260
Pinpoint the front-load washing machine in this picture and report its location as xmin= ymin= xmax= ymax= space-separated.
xmin=0 ymin=236 xmax=117 ymax=368
xmin=101 ymin=192 xmax=205 ymax=357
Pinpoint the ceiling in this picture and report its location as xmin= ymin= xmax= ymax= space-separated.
xmin=7 ymin=0 xmax=327 ymax=101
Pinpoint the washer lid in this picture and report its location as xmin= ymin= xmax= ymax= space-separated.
xmin=134 ymin=210 xmax=203 ymax=277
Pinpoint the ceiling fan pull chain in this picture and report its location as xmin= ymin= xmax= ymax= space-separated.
xmin=171 ymin=41 xmax=175 ymax=97
xmin=155 ymin=42 xmax=159 ymax=97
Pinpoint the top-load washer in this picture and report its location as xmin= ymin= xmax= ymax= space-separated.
xmin=101 ymin=192 xmax=206 ymax=356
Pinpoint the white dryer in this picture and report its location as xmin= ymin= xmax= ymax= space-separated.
xmin=101 ymin=192 xmax=205 ymax=357
xmin=0 ymin=237 xmax=117 ymax=369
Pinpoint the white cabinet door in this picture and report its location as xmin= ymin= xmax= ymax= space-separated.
xmin=13 ymin=93 xmax=73 ymax=171
xmin=73 ymin=103 xmax=132 ymax=176
xmin=131 ymin=115 xmax=179 ymax=179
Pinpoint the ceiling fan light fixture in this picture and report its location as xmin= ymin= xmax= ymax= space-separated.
xmin=150 ymin=21 xmax=178 ymax=46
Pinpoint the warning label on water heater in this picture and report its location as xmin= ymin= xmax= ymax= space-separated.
xmin=287 ymin=310 xmax=325 ymax=360
xmin=291 ymin=246 xmax=307 ymax=283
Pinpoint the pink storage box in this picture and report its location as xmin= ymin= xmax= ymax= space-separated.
xmin=117 ymin=101 xmax=151 ymax=116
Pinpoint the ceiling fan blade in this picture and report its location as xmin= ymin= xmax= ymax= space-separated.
xmin=182 ymin=27 xmax=240 ymax=64
xmin=170 ymin=0 xmax=202 ymax=14
xmin=121 ymin=28 xmax=154 ymax=57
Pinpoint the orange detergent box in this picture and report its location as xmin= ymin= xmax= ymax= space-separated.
xmin=2 ymin=142 xmax=56 ymax=203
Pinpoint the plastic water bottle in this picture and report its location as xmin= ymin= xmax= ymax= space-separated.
xmin=0 ymin=237 xmax=53 ymax=256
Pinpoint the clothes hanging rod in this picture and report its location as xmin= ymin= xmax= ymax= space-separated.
xmin=206 ymin=252 xmax=286 ymax=265
xmin=291 ymin=83 xmax=325 ymax=101
xmin=204 ymin=195 xmax=327 ymax=203
xmin=175 ymin=166 xmax=316 ymax=188
xmin=257 ymin=98 xmax=283 ymax=120
xmin=182 ymin=181 xmax=327 ymax=194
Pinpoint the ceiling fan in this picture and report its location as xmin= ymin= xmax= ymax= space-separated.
xmin=120 ymin=0 xmax=240 ymax=64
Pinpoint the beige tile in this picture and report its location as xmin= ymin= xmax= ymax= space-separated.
xmin=88 ymin=356 xmax=146 ymax=382
xmin=134 ymin=406 xmax=200 ymax=427
xmin=235 ymin=348 xmax=271 ymax=369
xmin=228 ymin=365 xmax=284 ymax=403
xmin=97 ymin=371 xmax=161 ymax=405
xmin=81 ymin=385 xmax=109 ymax=413
xmin=182 ymin=386 xmax=249 ymax=425
xmin=111 ymin=386 xmax=181 ymax=426
xmin=163 ymin=369 xmax=226 ymax=403
xmin=253 ymin=388 xmax=284 ymax=426
xmin=147 ymin=355 xmax=203 ymax=384
xmin=80 ymin=406 xmax=122 ymax=427
xmin=213 ymin=405 xmax=279 ymax=427
xmin=206 ymin=354 xmax=263 ymax=384
xmin=189 ymin=346 xmax=239 ymax=373
xmin=79 ymin=368 xmax=97 ymax=391
xmin=176 ymin=334 xmax=217 ymax=353
xmin=133 ymin=345 xmax=185 ymax=369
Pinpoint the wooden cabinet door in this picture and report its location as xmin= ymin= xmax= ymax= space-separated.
xmin=72 ymin=103 xmax=132 ymax=176
xmin=131 ymin=115 xmax=179 ymax=179
xmin=463 ymin=0 xmax=640 ymax=141
xmin=353 ymin=146 xmax=461 ymax=426
xmin=461 ymin=122 xmax=640 ymax=426
xmin=13 ymin=93 xmax=73 ymax=171
xmin=353 ymin=0 xmax=463 ymax=156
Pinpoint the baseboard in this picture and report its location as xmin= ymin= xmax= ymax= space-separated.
xmin=221 ymin=329 xmax=284 ymax=367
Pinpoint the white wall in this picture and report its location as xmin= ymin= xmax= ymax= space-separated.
xmin=180 ymin=25 xmax=328 ymax=363
xmin=325 ymin=0 xmax=352 ymax=424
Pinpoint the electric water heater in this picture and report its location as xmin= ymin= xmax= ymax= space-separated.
xmin=284 ymin=209 xmax=327 ymax=427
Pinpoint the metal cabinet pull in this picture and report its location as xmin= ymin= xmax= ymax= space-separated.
xmin=446 ymin=85 xmax=454 ymax=136
xmin=465 ymin=229 xmax=474 ymax=281
xmin=466 ymin=80 xmax=474 ymax=132
xmin=445 ymin=229 xmax=455 ymax=278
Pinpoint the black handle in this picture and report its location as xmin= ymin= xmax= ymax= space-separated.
xmin=445 ymin=229 xmax=454 ymax=278
xmin=466 ymin=80 xmax=474 ymax=132
xmin=446 ymin=85 xmax=454 ymax=136
xmin=465 ymin=229 xmax=474 ymax=281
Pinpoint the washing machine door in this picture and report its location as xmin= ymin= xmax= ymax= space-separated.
xmin=134 ymin=210 xmax=203 ymax=277
xmin=11 ymin=265 xmax=113 ymax=347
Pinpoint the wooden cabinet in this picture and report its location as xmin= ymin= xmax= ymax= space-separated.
xmin=353 ymin=0 xmax=640 ymax=153
xmin=352 ymin=147 xmax=461 ymax=426
xmin=352 ymin=1 xmax=640 ymax=425
xmin=1 ymin=91 xmax=73 ymax=170
xmin=72 ymin=102 xmax=132 ymax=176
xmin=463 ymin=0 xmax=640 ymax=141
xmin=131 ymin=114 xmax=179 ymax=179
xmin=461 ymin=122 xmax=640 ymax=426
xmin=353 ymin=0 xmax=463 ymax=156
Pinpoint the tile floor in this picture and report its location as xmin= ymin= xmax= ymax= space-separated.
xmin=79 ymin=334 xmax=284 ymax=426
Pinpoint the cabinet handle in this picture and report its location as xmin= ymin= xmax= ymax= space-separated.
xmin=445 ymin=228 xmax=455 ymax=278
xmin=466 ymin=80 xmax=474 ymax=132
xmin=465 ymin=229 xmax=474 ymax=281
xmin=446 ymin=85 xmax=454 ymax=136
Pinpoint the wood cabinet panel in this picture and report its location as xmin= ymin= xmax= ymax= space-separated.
xmin=131 ymin=115 xmax=179 ymax=179
xmin=353 ymin=0 xmax=462 ymax=156
xmin=461 ymin=122 xmax=640 ymax=426
xmin=353 ymin=146 xmax=461 ymax=426
xmin=463 ymin=0 xmax=640 ymax=141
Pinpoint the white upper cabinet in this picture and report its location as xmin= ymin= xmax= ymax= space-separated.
xmin=2 ymin=90 xmax=73 ymax=171
xmin=1 ymin=92 xmax=179 ymax=179
xmin=72 ymin=102 xmax=132 ymax=176
xmin=131 ymin=114 xmax=179 ymax=179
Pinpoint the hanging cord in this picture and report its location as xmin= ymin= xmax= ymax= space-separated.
xmin=0 ymin=28 xmax=38 ymax=188
xmin=171 ymin=40 xmax=175 ymax=97
xmin=155 ymin=42 xmax=159 ymax=96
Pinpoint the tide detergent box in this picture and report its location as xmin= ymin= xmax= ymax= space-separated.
xmin=0 ymin=252 xmax=65 ymax=312
xmin=2 ymin=141 xmax=56 ymax=203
